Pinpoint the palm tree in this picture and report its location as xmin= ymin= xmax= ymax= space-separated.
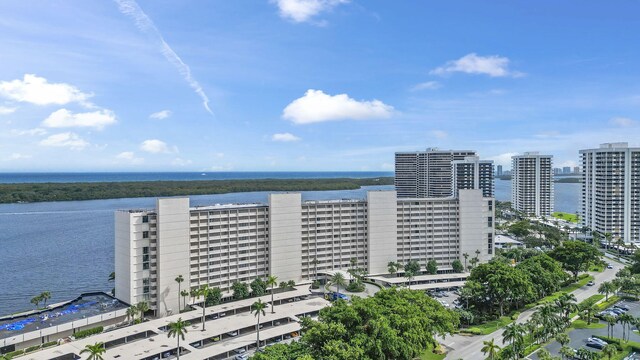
xmin=481 ymin=338 xmax=500 ymax=360
xmin=310 ymin=257 xmax=318 ymax=281
xmin=616 ymin=237 xmax=626 ymax=258
xmin=605 ymin=232 xmax=612 ymax=250
xmin=197 ymin=285 xmax=211 ymax=331
xmin=599 ymin=281 xmax=617 ymax=301
xmin=190 ymin=289 xmax=198 ymax=305
xmin=555 ymin=292 xmax=577 ymax=323
xmin=266 ymin=275 xmax=278 ymax=314
xmin=180 ymin=290 xmax=189 ymax=310
xmin=30 ymin=295 xmax=41 ymax=308
xmin=618 ymin=313 xmax=634 ymax=342
xmin=580 ymin=302 xmax=598 ymax=325
xmin=537 ymin=348 xmax=553 ymax=360
xmin=330 ymin=272 xmax=346 ymax=296
xmin=462 ymin=253 xmax=469 ymax=271
xmin=559 ymin=346 xmax=575 ymax=360
xmin=136 ymin=301 xmax=149 ymax=321
xmin=387 ymin=261 xmax=398 ymax=277
xmin=125 ymin=306 xmax=137 ymax=324
xmin=167 ymin=318 xmax=189 ymax=360
xmin=602 ymin=344 xmax=617 ymax=360
xmin=502 ymin=323 xmax=525 ymax=359
xmin=604 ymin=314 xmax=617 ymax=338
xmin=175 ymin=275 xmax=184 ymax=309
xmin=40 ymin=291 xmax=51 ymax=307
xmin=251 ymin=299 xmax=267 ymax=349
xmin=80 ymin=342 xmax=106 ymax=360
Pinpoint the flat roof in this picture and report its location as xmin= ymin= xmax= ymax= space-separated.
xmin=368 ymin=272 xmax=469 ymax=285
xmin=27 ymin=287 xmax=328 ymax=360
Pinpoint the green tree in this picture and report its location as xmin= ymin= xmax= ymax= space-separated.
xmin=549 ymin=240 xmax=601 ymax=281
xmin=175 ymin=275 xmax=184 ymax=309
xmin=426 ymin=259 xmax=438 ymax=275
xmin=136 ymin=301 xmax=149 ymax=321
xmin=250 ymin=277 xmax=267 ymax=296
xmin=40 ymin=291 xmax=51 ymax=307
xmin=30 ymin=295 xmax=41 ymax=308
xmin=167 ymin=318 xmax=189 ymax=360
xmin=602 ymin=343 xmax=617 ymax=360
xmin=266 ymin=275 xmax=278 ymax=314
xmin=452 ymin=259 xmax=464 ymax=273
xmin=554 ymin=292 xmax=577 ymax=323
xmin=502 ymin=323 xmax=525 ymax=359
xmin=197 ymin=285 xmax=211 ymax=331
xmin=556 ymin=333 xmax=570 ymax=348
xmin=463 ymin=253 xmax=469 ymax=271
xmin=559 ymin=346 xmax=575 ymax=360
xmin=79 ymin=342 xmax=106 ymax=360
xmin=404 ymin=259 xmax=421 ymax=289
xmin=579 ymin=300 xmax=598 ymax=325
xmin=598 ymin=281 xmax=617 ymax=301
xmin=618 ymin=313 xmax=634 ymax=342
xmin=387 ymin=261 xmax=398 ymax=277
xmin=180 ymin=290 xmax=189 ymax=310
xmin=481 ymin=338 xmax=500 ymax=360
xmin=205 ymin=287 xmax=222 ymax=307
xmin=604 ymin=314 xmax=617 ymax=338
xmin=252 ymin=299 xmax=267 ymax=348
xmin=232 ymin=281 xmax=249 ymax=300
xmin=330 ymin=272 xmax=346 ymax=296
xmin=125 ymin=306 xmax=137 ymax=324
xmin=189 ymin=288 xmax=198 ymax=305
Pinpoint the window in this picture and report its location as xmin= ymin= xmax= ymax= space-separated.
xmin=142 ymin=215 xmax=149 ymax=223
xmin=143 ymin=246 xmax=149 ymax=255
xmin=487 ymin=217 xmax=493 ymax=227
xmin=143 ymin=231 xmax=149 ymax=239
xmin=143 ymin=262 xmax=150 ymax=270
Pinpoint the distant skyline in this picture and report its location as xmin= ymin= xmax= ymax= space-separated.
xmin=1 ymin=1 xmax=639 ymax=171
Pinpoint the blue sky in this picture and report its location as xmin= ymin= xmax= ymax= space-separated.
xmin=1 ymin=1 xmax=639 ymax=172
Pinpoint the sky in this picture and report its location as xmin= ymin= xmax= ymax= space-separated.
xmin=1 ymin=1 xmax=640 ymax=172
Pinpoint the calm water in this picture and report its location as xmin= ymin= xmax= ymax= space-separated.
xmin=0 ymin=173 xmax=580 ymax=315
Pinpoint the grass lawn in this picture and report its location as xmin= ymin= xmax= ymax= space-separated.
xmin=596 ymin=295 xmax=621 ymax=310
xmin=464 ymin=314 xmax=516 ymax=335
xmin=419 ymin=345 xmax=446 ymax=360
xmin=535 ymin=275 xmax=594 ymax=305
xmin=552 ymin=211 xmax=579 ymax=223
xmin=569 ymin=319 xmax=606 ymax=329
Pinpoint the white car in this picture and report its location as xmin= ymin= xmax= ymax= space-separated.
xmin=227 ymin=331 xmax=238 ymax=337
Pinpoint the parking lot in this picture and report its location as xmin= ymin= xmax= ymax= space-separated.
xmin=426 ymin=289 xmax=460 ymax=309
xmin=531 ymin=299 xmax=640 ymax=359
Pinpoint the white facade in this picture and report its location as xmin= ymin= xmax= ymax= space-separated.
xmin=581 ymin=142 xmax=640 ymax=243
xmin=452 ymin=156 xmax=495 ymax=198
xmin=115 ymin=190 xmax=494 ymax=316
xmin=511 ymin=152 xmax=554 ymax=217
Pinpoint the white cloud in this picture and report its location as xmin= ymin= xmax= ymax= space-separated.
xmin=42 ymin=109 xmax=116 ymax=130
xmin=116 ymin=151 xmax=144 ymax=164
xmin=430 ymin=53 xmax=522 ymax=77
xmin=149 ymin=110 xmax=172 ymax=119
xmin=0 ymin=74 xmax=92 ymax=106
xmin=411 ymin=81 xmax=441 ymax=91
xmin=39 ymin=132 xmax=89 ymax=150
xmin=0 ymin=106 xmax=17 ymax=115
xmin=271 ymin=0 xmax=349 ymax=23
xmin=172 ymin=157 xmax=192 ymax=166
xmin=5 ymin=153 xmax=32 ymax=161
xmin=213 ymin=152 xmax=225 ymax=158
xmin=610 ymin=117 xmax=636 ymax=127
xmin=11 ymin=128 xmax=47 ymax=136
xmin=430 ymin=130 xmax=448 ymax=139
xmin=489 ymin=152 xmax=519 ymax=168
xmin=283 ymin=89 xmax=394 ymax=124
xmin=115 ymin=0 xmax=213 ymax=115
xmin=272 ymin=132 xmax=301 ymax=142
xmin=140 ymin=139 xmax=176 ymax=154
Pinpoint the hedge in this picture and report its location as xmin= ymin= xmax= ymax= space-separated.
xmin=25 ymin=345 xmax=40 ymax=353
xmin=74 ymin=326 xmax=104 ymax=339
xmin=42 ymin=341 xmax=58 ymax=348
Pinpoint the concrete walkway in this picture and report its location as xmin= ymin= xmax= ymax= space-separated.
xmin=442 ymin=258 xmax=623 ymax=360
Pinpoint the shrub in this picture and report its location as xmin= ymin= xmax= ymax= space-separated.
xmin=346 ymin=281 xmax=365 ymax=292
xmin=42 ymin=341 xmax=57 ymax=348
xmin=510 ymin=312 xmax=520 ymax=321
xmin=74 ymin=326 xmax=104 ymax=339
xmin=25 ymin=345 xmax=40 ymax=353
xmin=7 ymin=349 xmax=25 ymax=357
xmin=311 ymin=280 xmax=320 ymax=289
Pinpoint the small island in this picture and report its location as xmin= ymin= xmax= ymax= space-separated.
xmin=0 ymin=177 xmax=394 ymax=204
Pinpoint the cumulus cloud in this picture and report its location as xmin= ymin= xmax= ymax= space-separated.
xmin=39 ymin=132 xmax=89 ymax=150
xmin=489 ymin=152 xmax=519 ymax=168
xmin=5 ymin=153 xmax=32 ymax=161
xmin=115 ymin=0 xmax=213 ymax=115
xmin=0 ymin=74 xmax=93 ymax=106
xmin=411 ymin=81 xmax=441 ymax=91
xmin=271 ymin=0 xmax=349 ymax=23
xmin=430 ymin=130 xmax=448 ymax=139
xmin=172 ymin=157 xmax=192 ymax=166
xmin=283 ymin=89 xmax=394 ymax=124
xmin=0 ymin=106 xmax=17 ymax=115
xmin=272 ymin=132 xmax=301 ymax=142
xmin=11 ymin=128 xmax=47 ymax=136
xmin=116 ymin=151 xmax=144 ymax=164
xmin=610 ymin=117 xmax=636 ymax=127
xmin=140 ymin=139 xmax=176 ymax=154
xmin=431 ymin=53 xmax=522 ymax=77
xmin=42 ymin=109 xmax=116 ymax=130
xmin=149 ymin=110 xmax=172 ymax=119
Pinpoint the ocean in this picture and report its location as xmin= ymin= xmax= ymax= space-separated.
xmin=0 ymin=173 xmax=580 ymax=315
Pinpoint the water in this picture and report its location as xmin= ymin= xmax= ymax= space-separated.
xmin=0 ymin=173 xmax=581 ymax=316
xmin=0 ymin=171 xmax=393 ymax=184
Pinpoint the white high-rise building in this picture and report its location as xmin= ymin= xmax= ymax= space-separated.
xmin=394 ymin=148 xmax=481 ymax=198
xmin=115 ymin=190 xmax=494 ymax=317
xmin=511 ymin=152 xmax=554 ymax=217
xmin=452 ymin=156 xmax=495 ymax=198
xmin=580 ymin=142 xmax=640 ymax=244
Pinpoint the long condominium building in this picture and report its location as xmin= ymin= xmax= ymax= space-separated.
xmin=115 ymin=190 xmax=494 ymax=317
xmin=511 ymin=152 xmax=554 ymax=217
xmin=395 ymin=148 xmax=494 ymax=198
xmin=581 ymin=142 xmax=640 ymax=243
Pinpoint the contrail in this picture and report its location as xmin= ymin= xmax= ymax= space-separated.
xmin=114 ymin=0 xmax=213 ymax=116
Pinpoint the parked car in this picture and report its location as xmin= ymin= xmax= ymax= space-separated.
xmin=227 ymin=331 xmax=238 ymax=337
xmin=607 ymin=264 xmax=614 ymax=269
xmin=587 ymin=281 xmax=595 ymax=286
xmin=235 ymin=355 xmax=249 ymax=360
xmin=615 ymin=303 xmax=630 ymax=311
xmin=586 ymin=338 xmax=605 ymax=349
xmin=233 ymin=348 xmax=246 ymax=354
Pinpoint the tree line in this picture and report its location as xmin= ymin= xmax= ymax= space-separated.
xmin=0 ymin=177 xmax=393 ymax=203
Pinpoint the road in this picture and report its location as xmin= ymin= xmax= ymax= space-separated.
xmin=442 ymin=257 xmax=623 ymax=360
